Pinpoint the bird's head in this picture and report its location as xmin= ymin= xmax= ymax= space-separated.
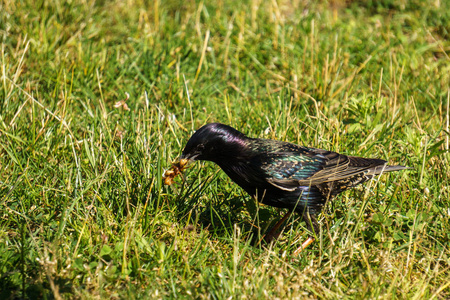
xmin=181 ymin=123 xmax=248 ymax=163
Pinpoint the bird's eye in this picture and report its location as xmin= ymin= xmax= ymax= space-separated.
xmin=197 ymin=144 xmax=205 ymax=152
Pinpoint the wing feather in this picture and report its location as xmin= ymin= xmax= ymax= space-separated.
xmin=258 ymin=145 xmax=388 ymax=190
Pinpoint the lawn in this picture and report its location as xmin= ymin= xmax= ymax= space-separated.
xmin=1 ymin=0 xmax=449 ymax=298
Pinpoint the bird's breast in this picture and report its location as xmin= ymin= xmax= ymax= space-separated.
xmin=216 ymin=159 xmax=264 ymax=193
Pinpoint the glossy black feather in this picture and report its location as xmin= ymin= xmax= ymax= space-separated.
xmin=180 ymin=123 xmax=410 ymax=235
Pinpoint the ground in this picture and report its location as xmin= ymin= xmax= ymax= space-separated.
xmin=1 ymin=0 xmax=449 ymax=298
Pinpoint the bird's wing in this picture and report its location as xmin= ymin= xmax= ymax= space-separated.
xmin=259 ymin=147 xmax=387 ymax=191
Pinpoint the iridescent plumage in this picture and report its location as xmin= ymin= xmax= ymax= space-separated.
xmin=179 ymin=123 xmax=410 ymax=246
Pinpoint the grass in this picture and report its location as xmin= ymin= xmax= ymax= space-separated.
xmin=1 ymin=0 xmax=449 ymax=298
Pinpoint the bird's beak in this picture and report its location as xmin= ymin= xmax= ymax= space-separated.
xmin=180 ymin=152 xmax=199 ymax=162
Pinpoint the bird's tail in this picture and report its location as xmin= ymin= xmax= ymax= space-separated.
xmin=366 ymin=164 xmax=412 ymax=176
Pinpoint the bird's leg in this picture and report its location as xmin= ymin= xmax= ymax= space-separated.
xmin=292 ymin=211 xmax=319 ymax=255
xmin=292 ymin=236 xmax=315 ymax=255
xmin=260 ymin=210 xmax=293 ymax=244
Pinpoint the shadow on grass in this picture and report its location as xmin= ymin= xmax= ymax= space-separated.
xmin=169 ymin=173 xmax=290 ymax=248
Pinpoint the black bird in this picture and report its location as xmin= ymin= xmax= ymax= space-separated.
xmin=178 ymin=123 xmax=410 ymax=253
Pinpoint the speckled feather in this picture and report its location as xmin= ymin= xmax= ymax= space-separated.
xmin=180 ymin=123 xmax=410 ymax=235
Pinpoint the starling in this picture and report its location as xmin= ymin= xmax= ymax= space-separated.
xmin=169 ymin=123 xmax=410 ymax=253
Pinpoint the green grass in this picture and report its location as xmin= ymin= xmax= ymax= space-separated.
xmin=1 ymin=0 xmax=449 ymax=298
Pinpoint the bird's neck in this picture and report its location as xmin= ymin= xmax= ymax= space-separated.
xmin=207 ymin=137 xmax=252 ymax=163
